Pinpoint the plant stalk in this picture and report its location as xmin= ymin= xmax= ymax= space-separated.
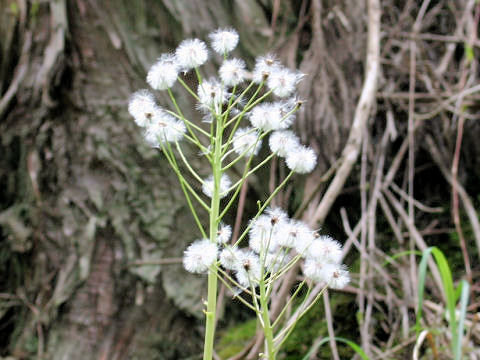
xmin=203 ymin=101 xmax=224 ymax=360
xmin=260 ymin=279 xmax=275 ymax=359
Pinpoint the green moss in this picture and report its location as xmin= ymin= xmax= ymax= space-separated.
xmin=215 ymin=293 xmax=359 ymax=359
xmin=216 ymin=318 xmax=257 ymax=358
xmin=280 ymin=293 xmax=357 ymax=359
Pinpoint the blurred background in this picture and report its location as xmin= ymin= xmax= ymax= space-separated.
xmin=1 ymin=0 xmax=479 ymax=359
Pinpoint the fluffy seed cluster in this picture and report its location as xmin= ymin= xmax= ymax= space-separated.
xmin=127 ymin=27 xmax=316 ymax=173
xmin=127 ymin=29 xmax=332 ymax=289
xmin=215 ymin=207 xmax=350 ymax=290
xmin=128 ymin=90 xmax=186 ymax=146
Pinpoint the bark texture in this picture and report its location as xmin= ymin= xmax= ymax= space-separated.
xmin=2 ymin=0 xmax=480 ymax=359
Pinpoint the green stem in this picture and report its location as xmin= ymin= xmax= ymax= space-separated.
xmin=260 ymin=278 xmax=275 ymax=359
xmin=178 ymin=76 xmax=200 ymax=101
xmin=271 ymin=279 xmax=306 ymax=329
xmin=203 ymin=95 xmax=224 ymax=360
xmin=175 ymin=141 xmax=205 ymax=184
xmin=166 ymin=109 xmax=210 ymax=138
xmin=195 ymin=67 xmax=203 ymax=84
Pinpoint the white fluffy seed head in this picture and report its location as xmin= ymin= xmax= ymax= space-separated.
xmin=303 ymin=260 xmax=339 ymax=284
xmin=291 ymin=222 xmax=316 ymax=255
xmin=183 ymin=239 xmax=218 ymax=274
xmin=253 ymin=53 xmax=280 ymax=83
xmin=219 ymin=58 xmax=246 ymax=86
xmin=202 ymin=174 xmax=232 ymax=198
xmin=329 ymin=264 xmax=350 ymax=289
xmin=303 ymin=258 xmax=323 ymax=282
xmin=248 ymin=211 xmax=287 ymax=254
xmin=175 ymin=38 xmax=208 ymax=71
xmin=219 ymin=246 xmax=243 ymax=270
xmin=128 ymin=90 xmax=158 ymax=127
xmin=269 ymin=130 xmax=300 ymax=157
xmin=146 ymin=53 xmax=179 ymax=90
xmin=249 ymin=103 xmax=289 ymax=132
xmin=267 ymin=67 xmax=304 ymax=98
xmin=286 ymin=146 xmax=317 ymax=174
xmin=143 ymin=112 xmax=186 ymax=147
xmin=209 ymin=28 xmax=239 ymax=54
xmin=217 ymin=223 xmax=232 ymax=244
xmin=234 ymin=250 xmax=261 ymax=288
xmin=265 ymin=207 xmax=289 ymax=225
xmin=197 ymin=78 xmax=227 ymax=110
xmin=232 ymin=127 xmax=262 ymax=157
xmin=307 ymin=235 xmax=343 ymax=264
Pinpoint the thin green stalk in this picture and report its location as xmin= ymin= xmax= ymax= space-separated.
xmin=227 ymin=152 xmax=275 ymax=186
xmin=215 ymin=267 xmax=258 ymax=312
xmin=175 ymin=141 xmax=205 ymax=184
xmin=168 ymin=88 xmax=203 ymax=147
xmin=165 ymin=109 xmax=211 ymax=138
xmin=224 ymin=89 xmax=272 ymax=128
xmin=272 ymin=279 xmax=306 ymax=329
xmin=249 ymin=280 xmax=262 ymax=325
xmin=177 ymin=76 xmax=200 ymax=101
xmin=159 ymin=144 xmax=207 ymax=238
xmin=220 ymin=80 xmax=257 ymax=116
xmin=267 ymin=253 xmax=303 ymax=286
xmin=221 ymin=83 xmax=267 ymax=155
xmin=274 ymin=285 xmax=327 ymax=350
xmin=259 ymin=278 xmax=275 ymax=359
xmin=162 ymin=142 xmax=210 ymax=212
xmin=195 ymin=67 xmax=203 ymax=84
xmin=203 ymin=97 xmax=224 ymax=360
xmin=233 ymin=171 xmax=294 ymax=247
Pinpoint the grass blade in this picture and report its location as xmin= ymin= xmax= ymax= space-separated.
xmin=302 ymin=336 xmax=369 ymax=360
xmin=454 ymin=279 xmax=469 ymax=359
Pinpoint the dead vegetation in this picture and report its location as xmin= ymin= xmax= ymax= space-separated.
xmin=0 ymin=0 xmax=479 ymax=359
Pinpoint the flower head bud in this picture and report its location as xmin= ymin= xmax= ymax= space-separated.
xmin=209 ymin=28 xmax=239 ymax=54
xmin=197 ymin=78 xmax=227 ymax=110
xmin=303 ymin=260 xmax=349 ymax=289
xmin=329 ymin=265 xmax=350 ymax=289
xmin=219 ymin=246 xmax=243 ymax=270
xmin=265 ymin=207 xmax=289 ymax=225
xmin=307 ymin=235 xmax=343 ymax=264
xmin=234 ymin=250 xmax=261 ymax=288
